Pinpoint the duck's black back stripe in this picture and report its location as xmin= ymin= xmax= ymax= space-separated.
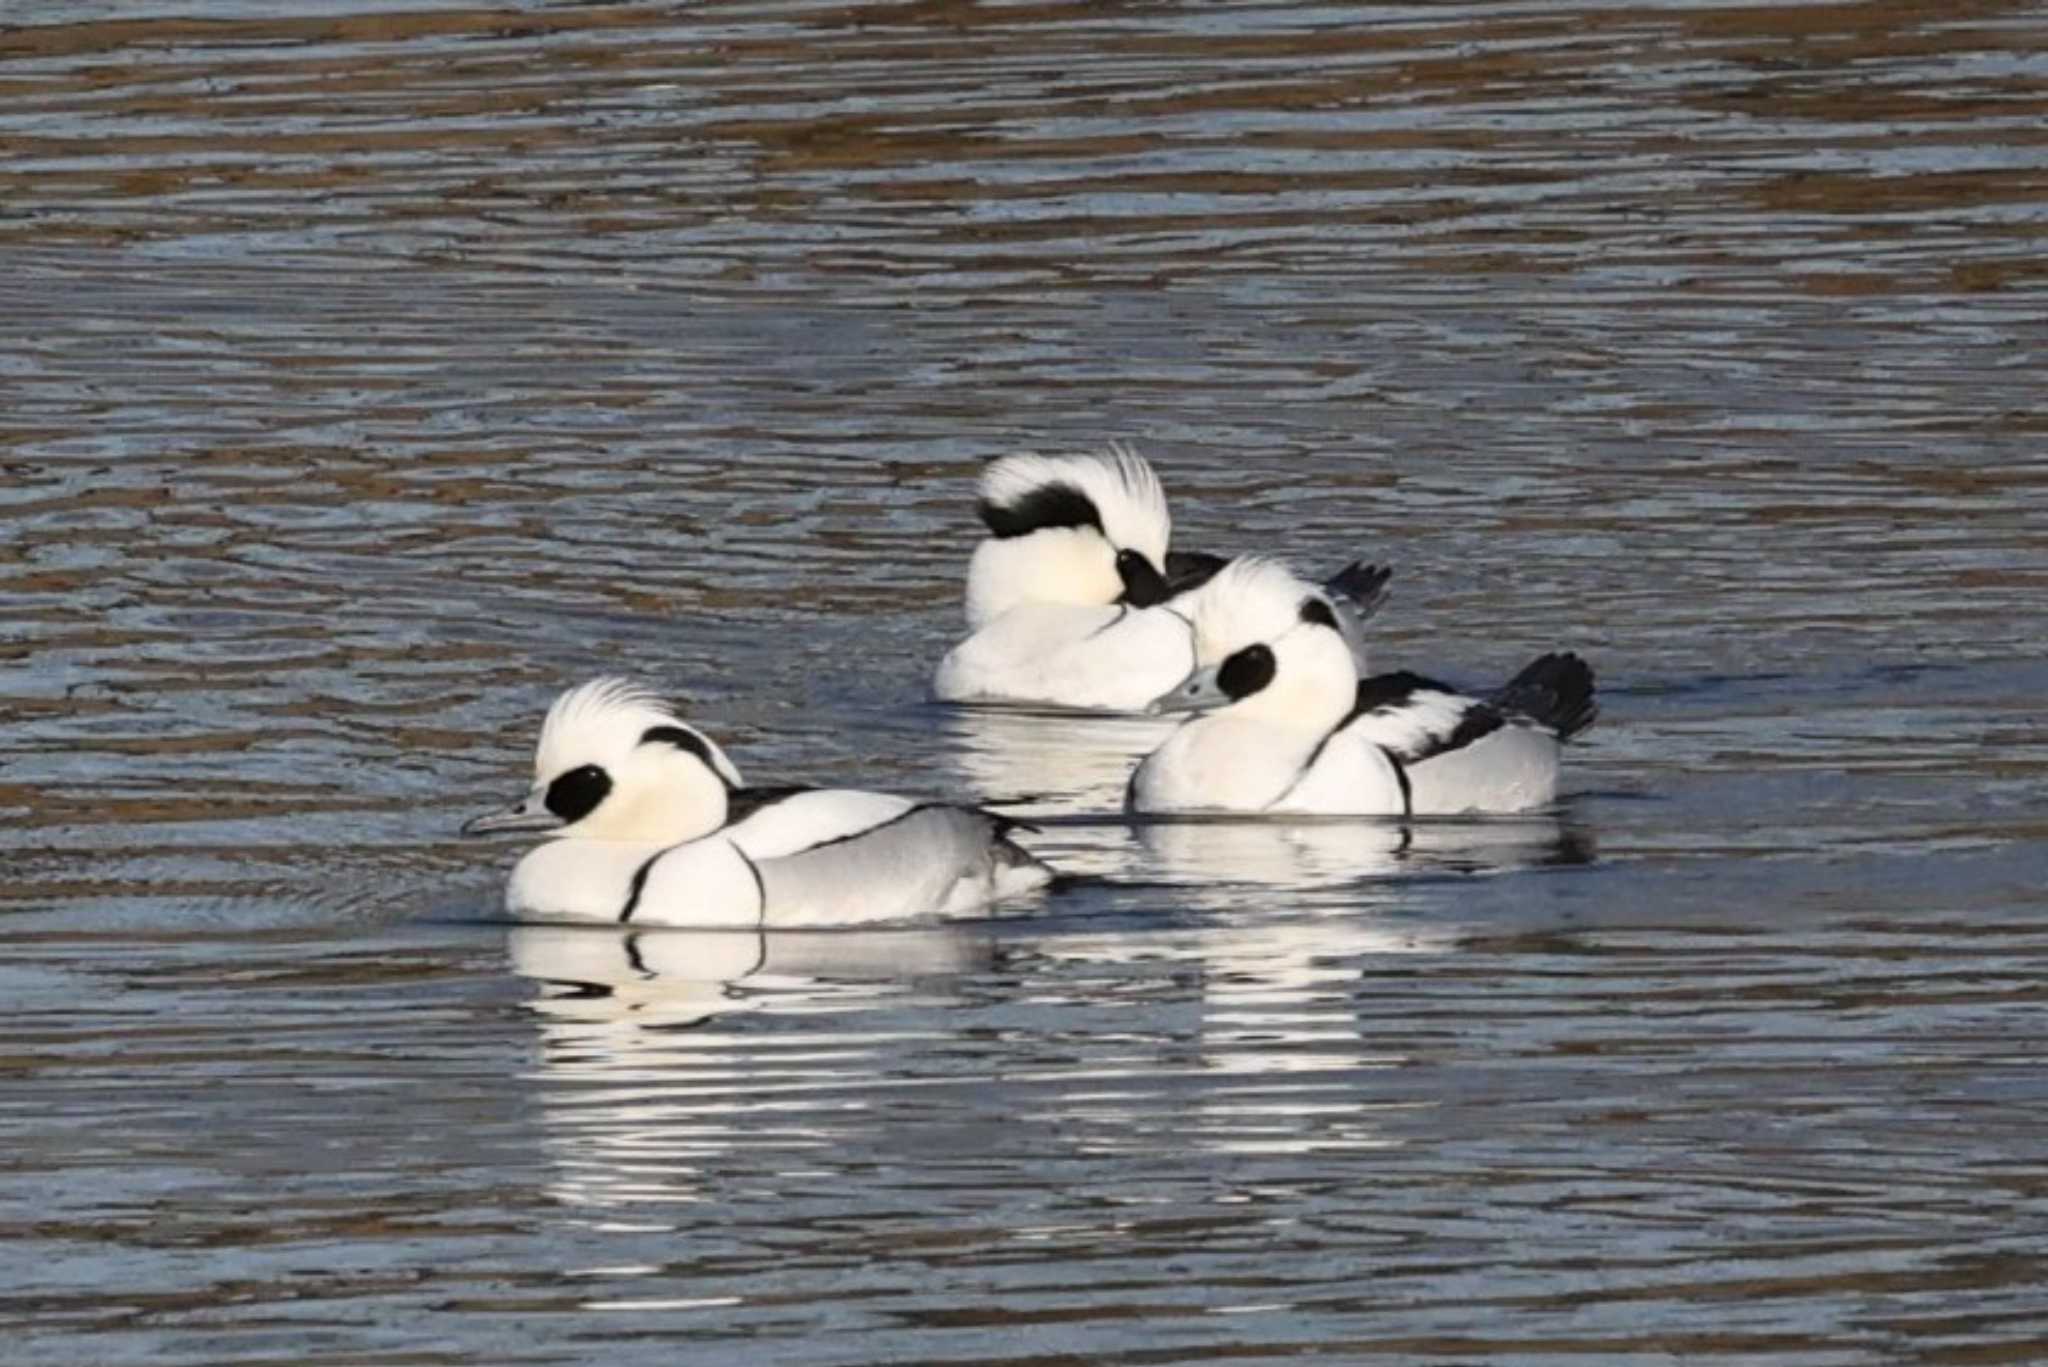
xmin=620 ymin=839 xmax=766 ymax=925
xmin=727 ymin=785 xmax=815 ymax=824
xmin=736 ymin=847 xmax=767 ymax=927
xmin=1267 ymin=696 xmax=1366 ymax=809
xmin=614 ymin=803 xmax=934 ymax=927
xmin=1349 ymin=670 xmax=1462 ymax=721
xmin=1347 ymin=672 xmax=1508 ymax=765
xmin=738 ymin=928 xmax=769 ymax=982
xmin=1086 ymin=605 xmax=1131 ymax=638
xmin=1266 ymin=728 xmax=1415 ymax=817
xmin=787 ymin=802 xmax=932 ymax=857
xmin=611 ymin=783 xmax=808 ymax=926
xmin=618 ymin=849 xmax=662 ymax=924
xmin=1433 ymin=706 xmax=1505 ymax=759
xmin=1383 ymin=747 xmax=1413 ymax=817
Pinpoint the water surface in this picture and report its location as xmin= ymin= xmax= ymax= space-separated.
xmin=3 ymin=1 xmax=2046 ymax=1362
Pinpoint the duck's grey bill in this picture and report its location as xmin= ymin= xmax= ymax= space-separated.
xmin=1148 ymin=665 xmax=1231 ymax=716
xmin=462 ymin=802 xmax=563 ymax=836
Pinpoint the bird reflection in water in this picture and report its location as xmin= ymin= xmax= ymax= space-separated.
xmin=1134 ymin=809 xmax=1595 ymax=890
xmin=938 ymin=703 xmax=1176 ymax=815
xmin=505 ymin=923 xmax=989 ymax=1211
xmin=937 ymin=701 xmax=1594 ymax=892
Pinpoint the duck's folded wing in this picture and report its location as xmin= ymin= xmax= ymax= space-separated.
xmin=724 ymin=789 xmax=919 ymax=861
xmin=751 ymin=802 xmax=1028 ymax=925
xmin=1341 ymin=670 xmax=1506 ymax=765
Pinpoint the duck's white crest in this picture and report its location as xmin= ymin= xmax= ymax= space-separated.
xmin=962 ymin=443 xmax=1176 ymax=631
xmin=1187 ymin=555 xmax=1322 ymax=666
xmin=978 ymin=441 xmax=1171 ymax=568
xmin=536 ymin=676 xmax=741 ymax=789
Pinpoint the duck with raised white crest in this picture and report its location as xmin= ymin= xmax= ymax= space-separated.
xmin=1130 ymin=558 xmax=1597 ymax=816
xmin=932 ymin=443 xmax=1390 ymax=710
xmin=464 ymin=678 xmax=1054 ymax=926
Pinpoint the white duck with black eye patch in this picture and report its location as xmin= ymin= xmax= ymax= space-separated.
xmin=932 ymin=443 xmax=1392 ymax=711
xmin=933 ymin=443 xmax=1195 ymax=709
xmin=465 ymin=678 xmax=1054 ymax=927
xmin=1128 ymin=558 xmax=1598 ymax=816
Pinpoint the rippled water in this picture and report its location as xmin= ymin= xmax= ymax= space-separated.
xmin=4 ymin=1 xmax=2046 ymax=1362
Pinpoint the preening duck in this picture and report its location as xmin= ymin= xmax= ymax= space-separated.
xmin=1129 ymin=558 xmax=1596 ymax=816
xmin=932 ymin=443 xmax=1389 ymax=709
xmin=465 ymin=678 xmax=1053 ymax=926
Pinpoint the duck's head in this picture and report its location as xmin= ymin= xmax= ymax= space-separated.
xmin=963 ymin=442 xmax=1174 ymax=628
xmin=1148 ymin=557 xmax=1359 ymax=727
xmin=463 ymin=677 xmax=743 ymax=845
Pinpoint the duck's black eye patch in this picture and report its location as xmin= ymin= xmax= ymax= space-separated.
xmin=978 ymin=482 xmax=1102 ymax=539
xmin=1218 ymin=643 xmax=1277 ymax=701
xmin=545 ymin=764 xmax=612 ymax=824
xmin=640 ymin=724 xmax=733 ymax=788
xmin=1299 ymin=597 xmax=1339 ymax=630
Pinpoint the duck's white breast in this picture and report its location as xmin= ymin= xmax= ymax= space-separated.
xmin=626 ymin=837 xmax=767 ymax=927
xmin=508 ymin=835 xmax=762 ymax=926
xmin=1131 ymin=716 xmax=1318 ymax=813
xmin=1133 ymin=716 xmax=1414 ymax=817
xmin=1268 ymin=730 xmax=1410 ymax=816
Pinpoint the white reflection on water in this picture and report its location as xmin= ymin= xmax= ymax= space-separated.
xmin=1041 ymin=914 xmax=1456 ymax=1159
xmin=502 ymin=806 xmax=1593 ymax=1207
xmin=1143 ymin=811 xmax=1596 ymax=886
xmin=938 ymin=704 xmax=1177 ymax=813
xmin=1195 ymin=919 xmax=1419 ymax=1156
xmin=1027 ymin=816 xmax=1589 ymax=1155
xmin=507 ymin=924 xmax=987 ymax=1211
xmin=1136 ymin=816 xmax=1415 ymax=886
xmin=507 ymin=923 xmax=991 ymax=1029
xmin=505 ymin=912 xmax=1446 ymax=1200
xmin=938 ymin=701 xmax=1596 ymax=896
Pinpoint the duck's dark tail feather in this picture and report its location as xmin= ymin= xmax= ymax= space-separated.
xmin=1162 ymin=550 xmax=1232 ymax=597
xmin=986 ymin=812 xmax=1042 ymax=838
xmin=1323 ymin=561 xmax=1393 ymax=624
xmin=1493 ymin=651 xmax=1598 ymax=741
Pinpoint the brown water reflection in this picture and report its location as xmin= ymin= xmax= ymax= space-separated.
xmin=3 ymin=1 xmax=2046 ymax=1363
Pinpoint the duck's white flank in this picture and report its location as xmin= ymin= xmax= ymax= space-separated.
xmin=934 ymin=601 xmax=1199 ymax=710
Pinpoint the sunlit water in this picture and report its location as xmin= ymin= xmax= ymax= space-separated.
xmin=3 ymin=1 xmax=2046 ymax=1362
